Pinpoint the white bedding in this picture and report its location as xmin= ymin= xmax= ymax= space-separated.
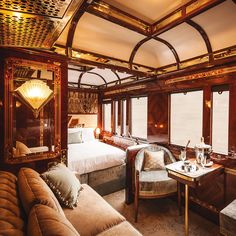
xmin=68 ymin=140 xmax=126 ymax=175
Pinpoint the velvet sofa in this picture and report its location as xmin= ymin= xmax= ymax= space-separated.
xmin=0 ymin=168 xmax=142 ymax=236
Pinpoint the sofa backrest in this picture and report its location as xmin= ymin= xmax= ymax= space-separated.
xmin=18 ymin=167 xmax=64 ymax=216
xmin=0 ymin=171 xmax=25 ymax=236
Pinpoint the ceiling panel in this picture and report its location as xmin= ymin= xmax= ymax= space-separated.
xmin=192 ymin=0 xmax=236 ymax=51
xmin=159 ymin=22 xmax=207 ymax=61
xmin=68 ymin=69 xmax=83 ymax=83
xmin=72 ymin=13 xmax=145 ymax=61
xmin=81 ymin=73 xmax=105 ymax=86
xmin=103 ymin=0 xmax=190 ymax=24
xmin=134 ymin=39 xmax=176 ymax=68
xmin=0 ymin=0 xmax=83 ymax=48
xmin=89 ymin=68 xmax=117 ymax=83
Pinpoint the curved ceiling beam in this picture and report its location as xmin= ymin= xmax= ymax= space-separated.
xmin=78 ymin=71 xmax=107 ymax=88
xmin=129 ymin=36 xmax=180 ymax=70
xmin=186 ymin=19 xmax=213 ymax=62
xmin=113 ymin=71 xmax=121 ymax=84
xmin=154 ymin=37 xmax=180 ymax=69
xmin=78 ymin=72 xmax=85 ymax=88
xmin=66 ymin=0 xmax=92 ymax=57
xmin=129 ymin=37 xmax=152 ymax=70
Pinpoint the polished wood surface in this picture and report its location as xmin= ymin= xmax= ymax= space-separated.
xmin=0 ymin=48 xmax=68 ymax=173
xmin=148 ymin=92 xmax=168 ymax=143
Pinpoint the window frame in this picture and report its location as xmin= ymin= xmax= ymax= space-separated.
xmin=211 ymin=85 xmax=230 ymax=155
xmin=130 ymin=95 xmax=148 ymax=140
xmin=169 ymin=89 xmax=204 ymax=148
xmin=102 ymin=101 xmax=112 ymax=132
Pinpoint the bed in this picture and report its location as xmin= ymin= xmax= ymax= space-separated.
xmin=67 ymin=128 xmax=127 ymax=195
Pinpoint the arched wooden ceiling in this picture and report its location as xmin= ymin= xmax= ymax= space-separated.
xmin=0 ymin=0 xmax=236 ymax=87
xmin=68 ymin=66 xmax=133 ymax=89
xmin=54 ymin=0 xmax=236 ymax=87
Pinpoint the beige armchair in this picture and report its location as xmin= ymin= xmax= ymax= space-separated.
xmin=134 ymin=144 xmax=177 ymax=222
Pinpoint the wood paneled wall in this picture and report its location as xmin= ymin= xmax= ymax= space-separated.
xmin=0 ymin=48 xmax=68 ymax=173
xmin=148 ymin=92 xmax=168 ymax=143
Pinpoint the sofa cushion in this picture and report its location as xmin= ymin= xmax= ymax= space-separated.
xmin=0 ymin=229 xmax=25 ymax=236
xmin=220 ymin=199 xmax=236 ymax=236
xmin=41 ymin=163 xmax=82 ymax=209
xmin=63 ymin=184 xmax=125 ymax=236
xmin=97 ymin=221 xmax=142 ymax=236
xmin=28 ymin=204 xmax=80 ymax=236
xmin=18 ymin=168 xmax=64 ymax=216
xmin=0 ymin=171 xmax=25 ymax=236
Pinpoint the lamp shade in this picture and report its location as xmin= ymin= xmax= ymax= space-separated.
xmin=15 ymin=79 xmax=53 ymax=118
xmin=95 ymin=127 xmax=101 ymax=135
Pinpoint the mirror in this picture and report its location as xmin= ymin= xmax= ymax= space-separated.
xmin=4 ymin=58 xmax=61 ymax=163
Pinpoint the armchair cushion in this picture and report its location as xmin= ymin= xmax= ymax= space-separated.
xmin=139 ymin=170 xmax=177 ymax=197
xmin=143 ymin=149 xmax=165 ymax=171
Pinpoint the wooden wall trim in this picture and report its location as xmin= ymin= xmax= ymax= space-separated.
xmin=152 ymin=0 xmax=225 ymax=36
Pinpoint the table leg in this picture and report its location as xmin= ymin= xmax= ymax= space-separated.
xmin=185 ymin=184 xmax=189 ymax=236
xmin=178 ymin=182 xmax=182 ymax=215
xmin=224 ymin=172 xmax=227 ymax=204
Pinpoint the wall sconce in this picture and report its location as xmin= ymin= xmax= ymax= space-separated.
xmin=15 ymin=79 xmax=53 ymax=118
xmin=95 ymin=127 xmax=101 ymax=139
xmin=154 ymin=123 xmax=164 ymax=129
xmin=205 ymin=100 xmax=211 ymax=108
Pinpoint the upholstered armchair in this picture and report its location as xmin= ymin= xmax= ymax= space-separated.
xmin=134 ymin=144 xmax=177 ymax=222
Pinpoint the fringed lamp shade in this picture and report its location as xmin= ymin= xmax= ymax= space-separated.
xmin=15 ymin=79 xmax=53 ymax=118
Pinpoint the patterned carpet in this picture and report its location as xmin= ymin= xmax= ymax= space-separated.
xmin=103 ymin=190 xmax=220 ymax=236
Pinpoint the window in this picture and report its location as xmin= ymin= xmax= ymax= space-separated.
xmin=122 ymin=100 xmax=127 ymax=136
xmin=131 ymin=97 xmax=147 ymax=139
xmin=114 ymin=101 xmax=121 ymax=135
xmin=170 ymin=91 xmax=203 ymax=147
xmin=212 ymin=90 xmax=229 ymax=154
xmin=103 ymin=103 xmax=111 ymax=132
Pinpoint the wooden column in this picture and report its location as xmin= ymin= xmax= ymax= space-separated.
xmin=203 ymin=86 xmax=211 ymax=144
xmin=229 ymin=81 xmax=236 ymax=151
xmin=148 ymin=92 xmax=168 ymax=143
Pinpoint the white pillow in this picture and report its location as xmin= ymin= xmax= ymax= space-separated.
xmin=68 ymin=128 xmax=82 ymax=134
xmin=16 ymin=141 xmax=32 ymax=156
xmin=81 ymin=128 xmax=95 ymax=142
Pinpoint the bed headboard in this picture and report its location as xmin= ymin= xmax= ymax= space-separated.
xmin=68 ymin=114 xmax=97 ymax=128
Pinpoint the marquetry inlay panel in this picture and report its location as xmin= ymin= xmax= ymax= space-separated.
xmin=0 ymin=0 xmax=72 ymax=17
xmin=0 ymin=12 xmax=58 ymax=47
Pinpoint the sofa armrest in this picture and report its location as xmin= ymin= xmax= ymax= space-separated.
xmin=125 ymin=144 xmax=149 ymax=204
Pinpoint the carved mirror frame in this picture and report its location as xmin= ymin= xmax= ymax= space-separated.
xmin=4 ymin=57 xmax=61 ymax=164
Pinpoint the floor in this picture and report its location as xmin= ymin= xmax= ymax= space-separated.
xmin=103 ymin=190 xmax=220 ymax=236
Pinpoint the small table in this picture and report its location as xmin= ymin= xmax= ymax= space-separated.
xmin=166 ymin=160 xmax=223 ymax=236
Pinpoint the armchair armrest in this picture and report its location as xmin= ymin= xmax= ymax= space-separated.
xmin=125 ymin=144 xmax=149 ymax=204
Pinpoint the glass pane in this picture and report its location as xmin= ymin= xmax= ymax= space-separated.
xmin=212 ymin=91 xmax=229 ymax=154
xmin=170 ymin=91 xmax=203 ymax=147
xmin=104 ymin=103 xmax=111 ymax=132
xmin=131 ymin=97 xmax=147 ymax=139
xmin=122 ymin=100 xmax=127 ymax=136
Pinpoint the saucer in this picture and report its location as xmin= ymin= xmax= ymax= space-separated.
xmin=204 ymin=161 xmax=213 ymax=167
